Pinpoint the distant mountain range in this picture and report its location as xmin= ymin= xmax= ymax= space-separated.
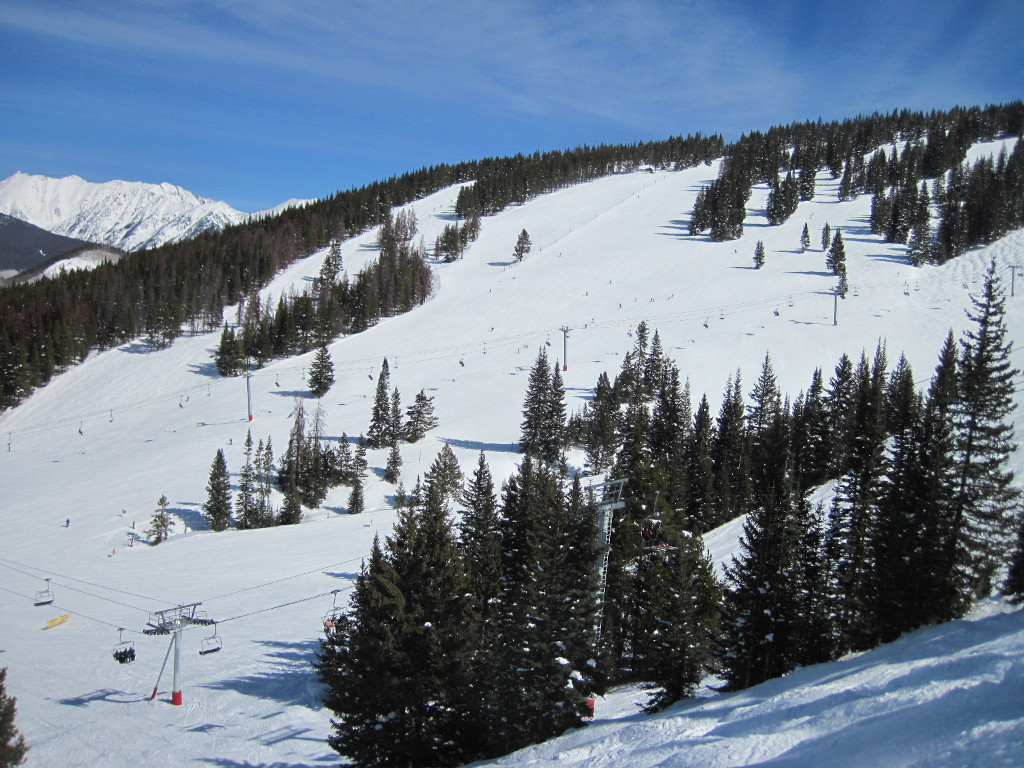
xmin=0 ymin=171 xmax=312 ymax=255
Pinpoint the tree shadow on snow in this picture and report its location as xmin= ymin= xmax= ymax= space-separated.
xmin=187 ymin=360 xmax=221 ymax=379
xmin=439 ymin=436 xmax=520 ymax=454
xmin=199 ymin=755 xmax=335 ymax=768
xmin=172 ymin=501 xmax=208 ymax=532
xmin=201 ymin=638 xmax=322 ymax=708
xmin=270 ymin=389 xmax=313 ymax=400
xmin=57 ymin=688 xmax=148 ymax=707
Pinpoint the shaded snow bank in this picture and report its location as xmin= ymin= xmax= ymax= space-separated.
xmin=474 ymin=598 xmax=1024 ymax=767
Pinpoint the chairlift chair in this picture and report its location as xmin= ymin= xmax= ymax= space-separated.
xmin=640 ymin=519 xmax=671 ymax=550
xmin=33 ymin=578 xmax=54 ymax=606
xmin=199 ymin=623 xmax=222 ymax=656
xmin=323 ymin=589 xmax=343 ymax=631
xmin=113 ymin=628 xmax=136 ymax=664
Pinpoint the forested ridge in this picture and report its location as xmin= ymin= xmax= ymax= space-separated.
xmin=3 ymin=103 xmax=1023 ymax=412
xmin=0 ymin=133 xmax=721 ymax=410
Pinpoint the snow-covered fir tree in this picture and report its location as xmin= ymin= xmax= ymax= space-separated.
xmin=404 ymin=389 xmax=438 ymax=442
xmin=947 ymin=261 xmax=1020 ymax=612
xmin=307 ymin=345 xmax=335 ymax=398
xmin=236 ymin=430 xmax=259 ymax=529
xmin=366 ymin=358 xmax=392 ymax=448
xmin=147 ymin=494 xmax=173 ymax=545
xmin=203 ymin=448 xmax=233 ymax=531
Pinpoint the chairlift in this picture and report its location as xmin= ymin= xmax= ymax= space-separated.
xmin=323 ymin=589 xmax=343 ymax=631
xmin=199 ymin=623 xmax=222 ymax=656
xmin=640 ymin=519 xmax=671 ymax=550
xmin=33 ymin=578 xmax=54 ymax=606
xmin=113 ymin=628 xmax=136 ymax=664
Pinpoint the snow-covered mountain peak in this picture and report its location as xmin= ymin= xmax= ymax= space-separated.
xmin=0 ymin=171 xmax=310 ymax=253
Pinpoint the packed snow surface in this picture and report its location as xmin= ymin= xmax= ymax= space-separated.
xmin=2 ymin=140 xmax=1023 ymax=766
xmin=0 ymin=172 xmax=312 ymax=252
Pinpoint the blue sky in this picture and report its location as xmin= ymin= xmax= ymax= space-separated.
xmin=2 ymin=0 xmax=1021 ymax=212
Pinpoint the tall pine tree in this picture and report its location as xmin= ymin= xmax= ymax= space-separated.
xmin=203 ymin=448 xmax=233 ymax=531
xmin=947 ymin=261 xmax=1020 ymax=612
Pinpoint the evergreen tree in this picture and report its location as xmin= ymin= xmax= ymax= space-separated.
xmin=384 ymin=441 xmax=402 ymax=484
xmin=827 ymin=348 xmax=889 ymax=654
xmin=1003 ymin=511 xmax=1024 ymax=603
xmin=872 ymin=355 xmax=924 ymax=641
xmin=424 ymin=444 xmax=463 ymax=506
xmin=789 ymin=497 xmax=835 ymax=666
xmin=791 ymin=368 xmax=830 ymax=488
xmin=821 ymin=222 xmax=831 ymax=251
xmin=279 ymin=397 xmax=306 ymax=491
xmin=632 ymin=532 xmax=721 ymax=712
xmin=477 ymin=457 xmax=591 ymax=755
xmin=686 ymin=395 xmax=717 ymax=532
xmin=378 ymin=481 xmax=476 ymax=765
xmin=825 ymin=353 xmax=857 ymax=477
xmin=215 ymin=322 xmax=243 ymax=377
xmin=347 ymin=476 xmax=365 ymax=515
xmin=0 ymin=667 xmax=27 ymax=768
xmin=256 ymin=437 xmax=275 ymax=524
xmin=718 ymin=473 xmax=802 ymax=691
xmin=512 ymin=228 xmax=532 ymax=261
xmin=711 ymin=373 xmax=751 ymax=528
xmin=547 ymin=475 xmax=603 ymax=710
xmin=279 ymin=469 xmax=303 ymax=524
xmin=643 ymin=330 xmax=668 ymax=395
xmin=316 ymin=538 xmax=407 ymax=768
xmin=747 ymin=354 xmax=783 ymax=504
xmin=583 ymin=371 xmax=618 ymax=473
xmin=753 ymin=240 xmax=766 ymax=269
xmin=825 ymin=229 xmax=847 ymax=275
xmin=366 ymin=358 xmax=391 ymax=448
xmin=458 ymin=452 xmax=502 ymax=619
xmin=388 ymin=388 xmax=403 ymax=446
xmin=308 ymin=345 xmax=335 ymax=398
xmin=203 ymin=448 xmax=233 ymax=531
xmin=404 ymin=390 xmax=438 ymax=442
xmin=147 ymin=494 xmax=173 ymax=545
xmin=353 ymin=435 xmax=369 ymax=479
xmin=948 ymin=262 xmax=1020 ymax=611
xmin=319 ymin=240 xmax=343 ymax=286
xmin=520 ymin=346 xmax=552 ymax=459
xmin=236 ymin=430 xmax=259 ymax=529
xmin=543 ymin=362 xmax=567 ymax=463
xmin=800 ymin=223 xmax=811 ymax=252
xmin=907 ymin=333 xmax=961 ymax=626
xmin=301 ymin=400 xmax=330 ymax=508
xmin=798 ymin=164 xmax=816 ymax=201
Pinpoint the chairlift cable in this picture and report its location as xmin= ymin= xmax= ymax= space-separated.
xmin=198 ymin=555 xmax=364 ymax=603
xmin=217 ymin=586 xmax=354 ymax=625
xmin=0 ymin=557 xmax=170 ymax=606
xmin=0 ymin=584 xmax=145 ymax=633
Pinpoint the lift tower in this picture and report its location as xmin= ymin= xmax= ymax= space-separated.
xmin=144 ymin=603 xmax=216 ymax=706
xmin=587 ymin=478 xmax=627 ymax=648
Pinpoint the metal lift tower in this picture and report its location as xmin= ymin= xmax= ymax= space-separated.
xmin=587 ymin=478 xmax=627 ymax=647
xmin=144 ymin=603 xmax=216 ymax=705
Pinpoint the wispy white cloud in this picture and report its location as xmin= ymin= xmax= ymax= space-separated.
xmin=2 ymin=0 xmax=1020 ymax=208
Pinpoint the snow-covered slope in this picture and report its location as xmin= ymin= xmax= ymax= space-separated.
xmin=1 ymin=140 xmax=1022 ymax=767
xmin=474 ymin=598 xmax=1024 ymax=768
xmin=0 ymin=172 xmax=312 ymax=252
